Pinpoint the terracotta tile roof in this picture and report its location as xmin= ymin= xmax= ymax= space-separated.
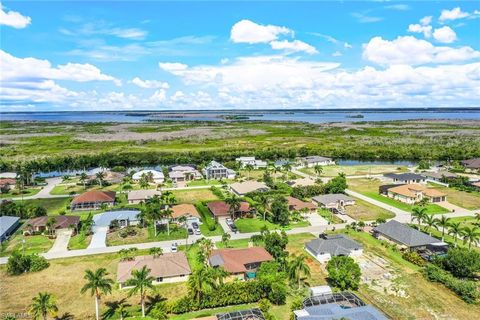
xmin=387 ymin=184 xmax=446 ymax=198
xmin=26 ymin=215 xmax=80 ymax=229
xmin=171 ymin=204 xmax=200 ymax=218
xmin=230 ymin=181 xmax=269 ymax=195
xmin=0 ymin=178 xmax=16 ymax=186
xmin=127 ymin=189 xmax=161 ymax=201
xmin=287 ymin=196 xmax=317 ymax=211
xmin=207 ymin=201 xmax=251 ymax=217
xmin=72 ymin=190 xmax=116 ymax=204
xmin=117 ymin=252 xmax=191 ymax=283
xmin=209 ymin=247 xmax=273 ymax=273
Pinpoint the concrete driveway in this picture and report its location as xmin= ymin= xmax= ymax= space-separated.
xmin=305 ymin=213 xmax=329 ymax=226
xmin=48 ymin=229 xmax=73 ymax=253
xmin=88 ymin=226 xmax=108 ymax=249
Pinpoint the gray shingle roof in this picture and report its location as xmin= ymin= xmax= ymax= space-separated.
xmin=312 ymin=194 xmax=354 ymax=205
xmin=305 ymin=234 xmax=362 ymax=256
xmin=383 ymin=173 xmax=426 ymax=180
xmin=373 ymin=220 xmax=442 ymax=247
xmin=0 ymin=216 xmax=20 ymax=238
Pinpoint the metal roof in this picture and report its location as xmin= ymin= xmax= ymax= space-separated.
xmin=93 ymin=210 xmax=141 ymax=227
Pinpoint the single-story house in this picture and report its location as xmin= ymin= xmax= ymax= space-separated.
xmin=287 ymin=196 xmax=317 ymax=213
xmin=305 ymin=234 xmax=363 ymax=263
xmin=373 ymin=220 xmax=447 ymax=250
xmin=274 ymin=159 xmax=292 ymax=168
xmin=203 ymin=161 xmax=236 ymax=180
xmin=93 ymin=210 xmax=141 ymax=228
xmin=379 ymin=184 xmax=404 ymax=195
xmin=229 ymin=181 xmax=269 ymax=196
xmin=71 ymin=190 xmax=116 ymax=210
xmin=386 ymin=184 xmax=446 ymax=204
xmin=132 ymin=169 xmax=165 ymax=184
xmin=287 ymin=177 xmax=317 ymax=187
xmin=89 ymin=170 xmax=125 ymax=184
xmin=169 ymin=165 xmax=202 ymax=182
xmin=0 ymin=172 xmax=17 ymax=179
xmin=127 ymin=189 xmax=162 ymax=204
xmin=25 ymin=215 xmax=80 ymax=234
xmin=0 ymin=178 xmax=16 ymax=191
xmin=171 ymin=203 xmax=201 ymax=224
xmin=236 ymin=157 xmax=268 ymax=169
xmin=207 ymin=200 xmax=252 ymax=218
xmin=208 ymin=247 xmax=273 ymax=280
xmin=0 ymin=215 xmax=20 ymax=242
xmin=461 ymin=158 xmax=480 ymax=171
xmin=312 ymin=194 xmax=355 ymax=209
xmin=299 ymin=156 xmax=335 ymax=167
xmin=422 ymin=171 xmax=457 ymax=182
xmin=117 ymin=252 xmax=191 ymax=288
xmin=383 ymin=173 xmax=426 ymax=185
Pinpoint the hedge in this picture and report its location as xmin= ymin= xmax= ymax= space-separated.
xmin=195 ymin=202 xmax=218 ymax=231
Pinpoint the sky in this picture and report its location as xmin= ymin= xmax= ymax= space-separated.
xmin=0 ymin=1 xmax=479 ymax=111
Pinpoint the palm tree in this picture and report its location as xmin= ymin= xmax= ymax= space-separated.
xmin=30 ymin=292 xmax=58 ymax=320
xmin=80 ymin=268 xmax=114 ymax=320
xmin=411 ymin=206 xmax=427 ymax=227
xmin=256 ymin=194 xmax=271 ymax=221
xmin=422 ymin=214 xmax=437 ymax=235
xmin=46 ymin=217 xmax=56 ymax=236
xmin=208 ymin=266 xmax=228 ymax=288
xmin=245 ymin=164 xmax=254 ymax=180
xmin=313 ymin=164 xmax=323 ymax=177
xmin=95 ymin=171 xmax=105 ymax=187
xmin=198 ymin=238 xmax=214 ymax=265
xmin=225 ymin=195 xmax=241 ymax=220
xmin=139 ymin=175 xmax=150 ymax=189
xmin=221 ymin=232 xmax=231 ymax=248
xmin=434 ymin=216 xmax=451 ymax=241
xmin=283 ymin=163 xmax=292 ymax=179
xmin=126 ymin=266 xmax=155 ymax=318
xmin=447 ymin=222 xmax=463 ymax=245
xmin=161 ymin=207 xmax=173 ymax=235
xmin=188 ymin=267 xmax=215 ymax=304
xmin=149 ymin=247 xmax=163 ymax=258
xmin=288 ymin=254 xmax=311 ymax=287
xmin=79 ymin=172 xmax=88 ymax=190
xmin=462 ymin=226 xmax=480 ymax=249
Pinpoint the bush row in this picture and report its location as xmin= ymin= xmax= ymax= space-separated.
xmin=6 ymin=252 xmax=49 ymax=275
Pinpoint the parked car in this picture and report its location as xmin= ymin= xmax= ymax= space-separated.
xmin=229 ymin=224 xmax=238 ymax=233
xmin=192 ymin=222 xmax=199 ymax=229
xmin=171 ymin=243 xmax=178 ymax=252
xmin=226 ymin=218 xmax=233 ymax=224
xmin=194 ymin=229 xmax=201 ymax=235
xmin=187 ymin=228 xmax=194 ymax=235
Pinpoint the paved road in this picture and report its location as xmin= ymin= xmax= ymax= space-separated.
xmin=11 ymin=177 xmax=69 ymax=201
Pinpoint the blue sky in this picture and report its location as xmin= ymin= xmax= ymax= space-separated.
xmin=1 ymin=1 xmax=479 ymax=110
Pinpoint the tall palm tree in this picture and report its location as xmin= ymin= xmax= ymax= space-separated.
xmin=225 ymin=195 xmax=241 ymax=220
xmin=46 ymin=217 xmax=56 ymax=236
xmin=30 ymin=292 xmax=58 ymax=320
xmin=139 ymin=175 xmax=149 ymax=190
xmin=95 ymin=171 xmax=105 ymax=187
xmin=462 ymin=226 xmax=480 ymax=249
xmin=80 ymin=268 xmax=114 ymax=320
xmin=161 ymin=207 xmax=173 ymax=235
xmin=221 ymin=232 xmax=231 ymax=248
xmin=126 ymin=266 xmax=156 ymax=318
xmin=188 ymin=267 xmax=215 ymax=304
xmin=288 ymin=254 xmax=311 ymax=287
xmin=149 ymin=247 xmax=163 ymax=258
xmin=208 ymin=266 xmax=228 ymax=288
xmin=283 ymin=163 xmax=292 ymax=178
xmin=198 ymin=238 xmax=214 ymax=266
xmin=422 ymin=214 xmax=437 ymax=235
xmin=245 ymin=164 xmax=254 ymax=180
xmin=79 ymin=172 xmax=88 ymax=190
xmin=256 ymin=194 xmax=271 ymax=221
xmin=434 ymin=216 xmax=451 ymax=241
xmin=313 ymin=164 xmax=323 ymax=177
xmin=177 ymin=216 xmax=189 ymax=247
xmin=411 ymin=206 xmax=427 ymax=227
xmin=447 ymin=222 xmax=463 ymax=245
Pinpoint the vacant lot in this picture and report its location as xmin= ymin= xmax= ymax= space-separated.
xmin=14 ymin=197 xmax=72 ymax=215
xmin=0 ymin=187 xmax=41 ymax=199
xmin=234 ymin=218 xmax=309 ymax=233
xmin=302 ymin=164 xmax=407 ymax=177
xmin=428 ymin=185 xmax=480 ymax=210
xmin=345 ymin=198 xmax=395 ymax=221
xmin=172 ymin=188 xmax=219 ymax=203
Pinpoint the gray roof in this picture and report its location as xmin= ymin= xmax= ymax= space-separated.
xmin=373 ymin=220 xmax=442 ymax=247
xmin=422 ymin=171 xmax=457 ymax=179
xmin=296 ymin=304 xmax=388 ymax=320
xmin=302 ymin=156 xmax=332 ymax=163
xmin=205 ymin=160 xmax=227 ymax=170
xmin=312 ymin=194 xmax=354 ymax=205
xmin=209 ymin=254 xmax=225 ymax=267
xmin=274 ymin=159 xmax=291 ymax=167
xmin=93 ymin=210 xmax=141 ymax=227
xmin=0 ymin=216 xmax=20 ymax=237
xmin=306 ymin=234 xmax=362 ymax=256
xmin=384 ymin=173 xmax=426 ymax=180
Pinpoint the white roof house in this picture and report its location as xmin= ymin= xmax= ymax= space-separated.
xmin=169 ymin=165 xmax=202 ymax=181
xmin=230 ymin=181 xmax=269 ymax=196
xmin=0 ymin=172 xmax=17 ymax=179
xmin=236 ymin=157 xmax=268 ymax=169
xmin=127 ymin=189 xmax=162 ymax=204
xmin=299 ymin=156 xmax=335 ymax=167
xmin=132 ymin=169 xmax=164 ymax=184
xmin=203 ymin=161 xmax=236 ymax=180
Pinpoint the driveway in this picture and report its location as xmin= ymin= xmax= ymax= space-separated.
xmin=48 ymin=229 xmax=72 ymax=253
xmin=305 ymin=213 xmax=329 ymax=227
xmin=88 ymin=226 xmax=108 ymax=249
xmin=217 ymin=217 xmax=232 ymax=234
xmin=12 ymin=177 xmax=69 ymax=200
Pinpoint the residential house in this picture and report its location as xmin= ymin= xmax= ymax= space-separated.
xmin=93 ymin=210 xmax=141 ymax=228
xmin=235 ymin=157 xmax=267 ymax=169
xmin=386 ymin=184 xmax=446 ymax=204
xmin=89 ymin=170 xmax=125 ymax=184
xmin=117 ymin=252 xmax=191 ymax=288
xmin=71 ymin=190 xmax=116 ymax=210
xmin=469 ymin=181 xmax=480 ymax=191
xmin=305 ymin=234 xmax=363 ymax=263
xmin=0 ymin=216 xmax=20 ymax=242
xmin=208 ymin=247 xmax=273 ymax=280
xmin=229 ymin=181 xmax=269 ymax=196
xmin=203 ymin=161 xmax=236 ymax=180
xmin=383 ymin=173 xmax=426 ymax=184
xmin=298 ymin=156 xmax=335 ymax=168
xmin=25 ymin=215 xmax=80 ymax=235
xmin=0 ymin=172 xmax=17 ymax=179
xmin=373 ymin=220 xmax=446 ymax=250
xmin=132 ymin=169 xmax=165 ymax=184
xmin=0 ymin=178 xmax=16 ymax=191
xmin=171 ymin=203 xmax=201 ymax=224
xmin=274 ymin=159 xmax=292 ymax=168
xmin=461 ymin=158 xmax=480 ymax=172
xmin=422 ymin=171 xmax=457 ymax=182
xmin=169 ymin=165 xmax=202 ymax=183
xmin=379 ymin=184 xmax=404 ymax=195
xmin=207 ymin=200 xmax=252 ymax=219
xmin=127 ymin=189 xmax=162 ymax=204
xmin=312 ymin=194 xmax=355 ymax=209
xmin=287 ymin=196 xmax=317 ymax=213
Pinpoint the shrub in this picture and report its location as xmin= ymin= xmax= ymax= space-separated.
xmin=268 ymin=282 xmax=287 ymax=305
xmin=326 ymin=256 xmax=361 ymax=290
xmin=6 ymin=252 xmax=49 ymax=275
xmin=29 ymin=254 xmax=50 ymax=272
xmin=210 ymin=186 xmax=225 ymax=200
xmin=402 ymin=251 xmax=426 ymax=266
xmin=436 ymin=247 xmax=480 ymax=279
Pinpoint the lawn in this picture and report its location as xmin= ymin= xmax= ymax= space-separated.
xmin=14 ymin=197 xmax=72 ymax=215
xmin=318 ymin=209 xmax=344 ymax=224
xmin=0 ymin=187 xmax=41 ymax=199
xmin=186 ymin=179 xmax=226 ymax=187
xmin=68 ymin=232 xmax=92 ymax=250
xmin=0 ymin=232 xmax=54 ymax=256
xmin=428 ymin=185 xmax=480 ymax=210
xmin=348 ymin=178 xmax=449 ymax=214
xmin=50 ymin=183 xmax=144 ymax=195
xmin=234 ymin=218 xmax=310 ymax=233
xmin=301 ymin=164 xmax=407 ymax=177
xmin=447 ymin=215 xmax=479 ymax=228
xmin=345 ymin=198 xmax=395 ymax=221
xmin=106 ymin=225 xmax=187 ymax=246
xmin=172 ymin=188 xmax=219 ymax=203
xmin=196 ymin=202 xmax=224 ymax=236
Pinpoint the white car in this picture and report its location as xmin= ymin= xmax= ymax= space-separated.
xmin=194 ymin=229 xmax=201 ymax=235
xmin=171 ymin=243 xmax=178 ymax=252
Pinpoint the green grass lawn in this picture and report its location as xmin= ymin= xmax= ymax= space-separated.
xmin=0 ymin=187 xmax=41 ymax=199
xmin=427 ymin=184 xmax=480 ymax=210
xmin=301 ymin=164 xmax=407 ymax=177
xmin=13 ymin=197 xmax=72 ymax=215
xmin=1 ymin=232 xmax=54 ymax=256
xmin=172 ymin=189 xmax=219 ymax=203
xmin=106 ymin=225 xmax=187 ymax=246
xmin=318 ymin=209 xmax=345 ymax=224
xmin=345 ymin=198 xmax=395 ymax=221
xmin=234 ymin=218 xmax=310 ymax=233
xmin=67 ymin=232 xmax=91 ymax=250
xmin=186 ymin=179 xmax=226 ymax=187
xmin=196 ymin=202 xmax=224 ymax=236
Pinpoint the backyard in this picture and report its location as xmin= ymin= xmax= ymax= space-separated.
xmin=427 ymin=184 xmax=480 ymax=210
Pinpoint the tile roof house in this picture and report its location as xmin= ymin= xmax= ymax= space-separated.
xmin=0 ymin=216 xmax=20 ymax=242
xmin=0 ymin=178 xmax=16 ymax=191
xmin=299 ymin=156 xmax=335 ymax=168
xmin=312 ymin=194 xmax=355 ymax=209
xmin=171 ymin=203 xmax=200 ymax=220
xmin=71 ymin=190 xmax=116 ymax=210
xmin=117 ymin=252 xmax=191 ymax=288
xmin=386 ymin=184 xmax=446 ymax=204
xmin=287 ymin=196 xmax=317 ymax=212
xmin=373 ymin=220 xmax=446 ymax=249
xmin=203 ymin=161 xmax=236 ymax=180
xmin=127 ymin=189 xmax=162 ymax=204
xmin=229 ymin=181 xmax=269 ymax=196
xmin=169 ymin=165 xmax=202 ymax=182
xmin=305 ymin=234 xmax=363 ymax=263
xmin=208 ymin=247 xmax=273 ymax=280
xmin=383 ymin=173 xmax=426 ymax=185
xmin=461 ymin=158 xmax=480 ymax=171
xmin=88 ymin=170 xmax=125 ymax=184
xmin=207 ymin=201 xmax=252 ymax=218
xmin=25 ymin=215 xmax=80 ymax=234
xmin=235 ymin=157 xmax=268 ymax=169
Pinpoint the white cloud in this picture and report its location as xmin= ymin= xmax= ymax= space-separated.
xmin=420 ymin=16 xmax=432 ymax=26
xmin=332 ymin=51 xmax=342 ymax=57
xmin=351 ymin=12 xmax=383 ymax=23
xmin=159 ymin=62 xmax=188 ymax=72
xmin=61 ymin=21 xmax=147 ymax=40
xmin=0 ymin=3 xmax=31 ymax=28
xmin=408 ymin=24 xmax=432 ymax=38
xmin=230 ymin=19 xmax=292 ymax=44
xmin=344 ymin=42 xmax=352 ymax=49
xmin=270 ymin=40 xmax=318 ymax=54
xmin=362 ymin=36 xmax=480 ymax=65
xmin=439 ymin=7 xmax=470 ymax=21
xmin=384 ymin=4 xmax=410 ymax=11
xmin=433 ymin=26 xmax=457 ymax=43
xmin=131 ymin=77 xmax=169 ymax=89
